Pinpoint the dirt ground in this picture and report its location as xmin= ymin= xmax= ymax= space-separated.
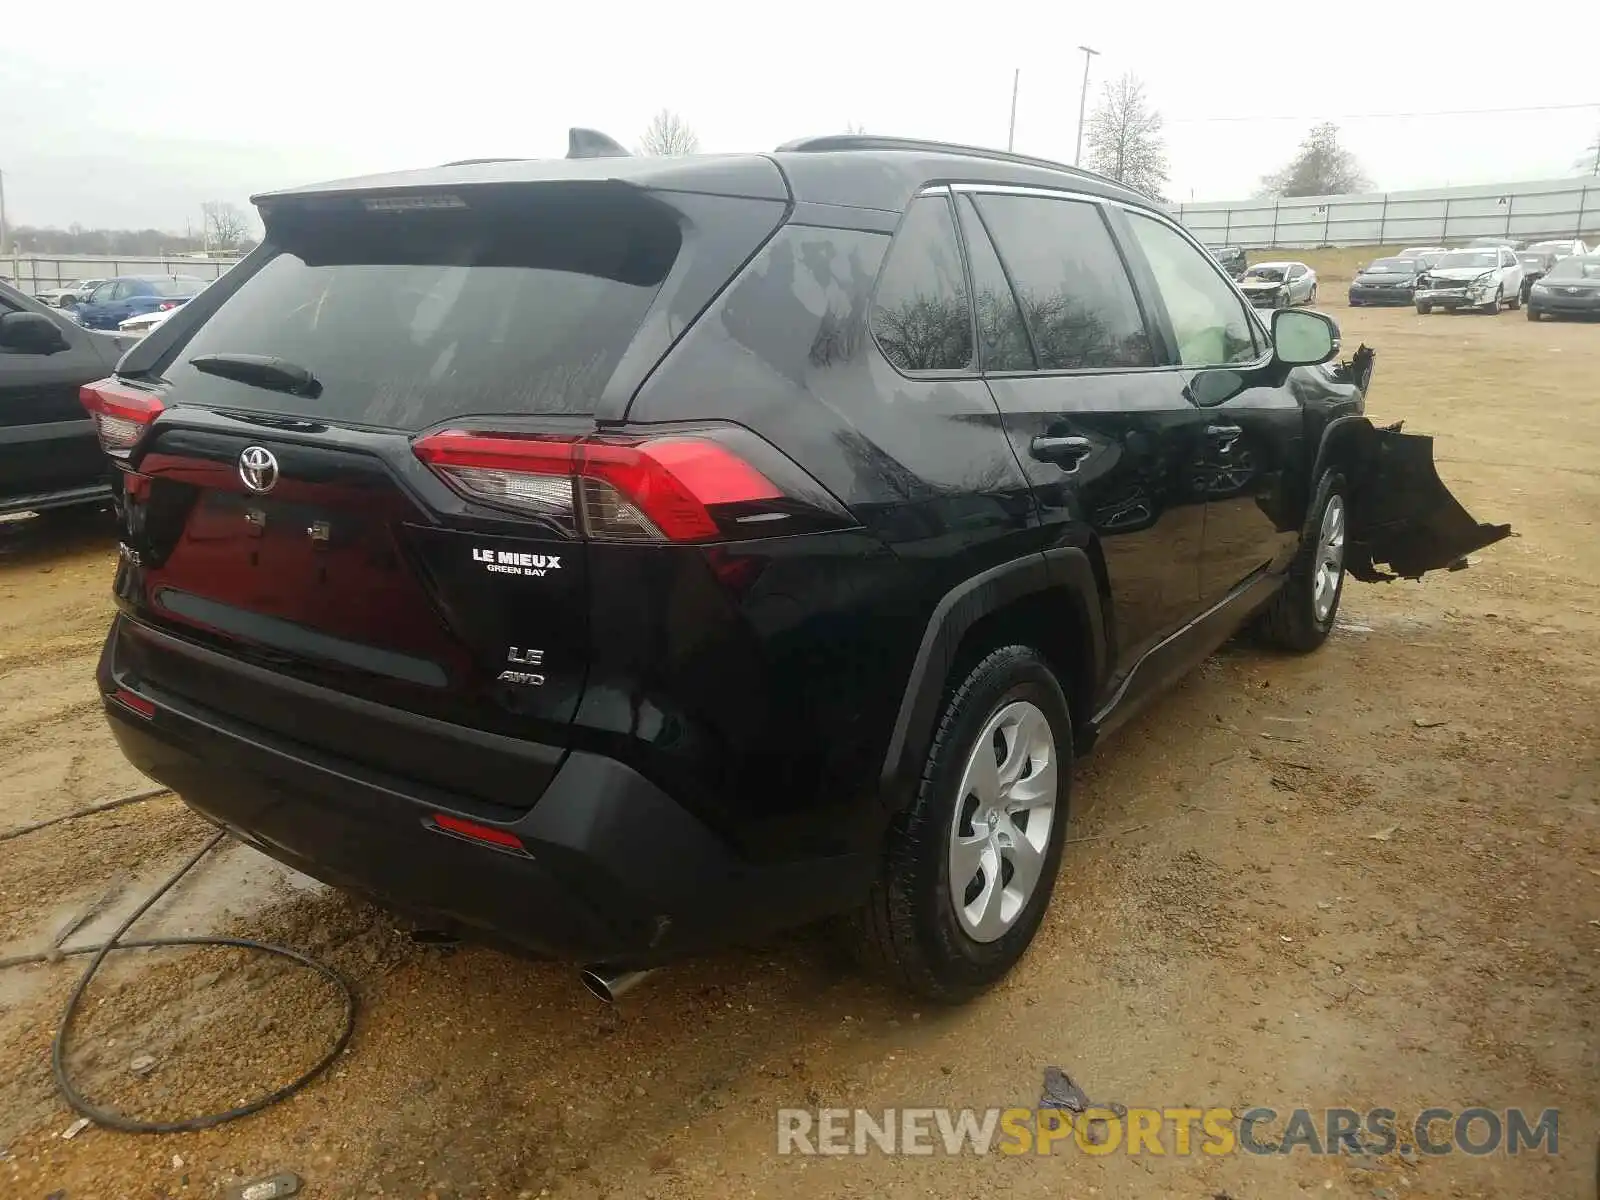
xmin=1 ymin=298 xmax=1597 ymax=1199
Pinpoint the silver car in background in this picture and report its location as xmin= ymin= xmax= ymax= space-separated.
xmin=1238 ymin=261 xmax=1318 ymax=308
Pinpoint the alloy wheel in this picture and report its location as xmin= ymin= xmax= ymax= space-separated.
xmin=1313 ymin=494 xmax=1346 ymax=622
xmin=947 ymin=700 xmax=1059 ymax=942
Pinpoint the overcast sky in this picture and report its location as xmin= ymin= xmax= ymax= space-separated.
xmin=4 ymin=0 xmax=1597 ymax=232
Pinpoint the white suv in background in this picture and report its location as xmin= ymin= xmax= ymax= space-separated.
xmin=1525 ymin=239 xmax=1589 ymax=260
xmin=1415 ymin=246 xmax=1524 ymax=314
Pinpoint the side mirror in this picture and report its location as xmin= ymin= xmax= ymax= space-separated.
xmin=0 ymin=311 xmax=70 ymax=355
xmin=1271 ymin=308 xmax=1340 ymax=367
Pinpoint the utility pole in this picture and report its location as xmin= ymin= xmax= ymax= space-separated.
xmin=0 ymin=168 xmax=9 ymax=256
xmin=1074 ymin=46 xmax=1100 ymax=167
xmin=1007 ymin=69 xmax=1020 ymax=152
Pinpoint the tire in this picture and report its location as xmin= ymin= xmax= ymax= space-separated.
xmin=1508 ymin=289 xmax=1521 ymax=311
xmin=1481 ymin=286 xmax=1502 ymax=315
xmin=1255 ymin=470 xmax=1347 ymax=653
xmin=1527 ymin=307 xmax=1540 ymax=321
xmin=847 ymin=645 xmax=1072 ymax=1002
xmin=1416 ymin=302 xmax=1432 ymax=315
xmin=1307 ymin=284 xmax=1318 ymax=305
xmin=1275 ymin=291 xmax=1290 ymax=310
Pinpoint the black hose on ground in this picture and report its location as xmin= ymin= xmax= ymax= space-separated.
xmin=0 ymin=787 xmax=173 ymax=845
xmin=1 ymin=789 xmax=358 ymax=1133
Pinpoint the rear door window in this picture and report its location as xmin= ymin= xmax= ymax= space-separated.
xmin=162 ymin=185 xmax=683 ymax=427
xmin=955 ymin=195 xmax=1034 ymax=372
xmin=971 ymin=194 xmax=1154 ymax=371
xmin=870 ymin=194 xmax=974 ymax=373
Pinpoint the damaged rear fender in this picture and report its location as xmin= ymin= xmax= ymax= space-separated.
xmin=1338 ymin=420 xmax=1512 ymax=581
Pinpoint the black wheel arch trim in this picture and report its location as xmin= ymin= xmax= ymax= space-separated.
xmin=877 ymin=547 xmax=1106 ymax=809
xmin=1309 ymin=414 xmax=1373 ymax=496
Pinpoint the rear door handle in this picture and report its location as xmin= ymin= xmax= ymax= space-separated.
xmin=1030 ymin=435 xmax=1093 ymax=467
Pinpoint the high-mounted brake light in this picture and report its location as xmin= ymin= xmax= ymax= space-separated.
xmin=363 ymin=194 xmax=467 ymax=213
xmin=413 ymin=430 xmax=785 ymax=543
xmin=79 ymin=377 xmax=165 ymax=458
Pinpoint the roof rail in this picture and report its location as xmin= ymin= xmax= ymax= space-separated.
xmin=774 ymin=135 xmax=1111 ymax=183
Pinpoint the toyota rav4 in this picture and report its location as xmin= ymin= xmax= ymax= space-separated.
xmin=91 ymin=133 xmax=1509 ymax=1001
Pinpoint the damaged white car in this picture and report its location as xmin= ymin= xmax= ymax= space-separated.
xmin=1415 ymin=247 xmax=1524 ymax=314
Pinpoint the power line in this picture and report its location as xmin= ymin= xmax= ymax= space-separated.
xmin=1169 ymin=100 xmax=1600 ymax=125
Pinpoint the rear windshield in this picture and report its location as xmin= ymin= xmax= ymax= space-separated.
xmin=1434 ymin=251 xmax=1498 ymax=269
xmin=149 ymin=278 xmax=205 ymax=297
xmin=163 ymin=185 xmax=681 ymax=427
xmin=1547 ymin=257 xmax=1600 ymax=280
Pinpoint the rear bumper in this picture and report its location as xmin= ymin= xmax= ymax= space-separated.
xmin=98 ymin=617 xmax=873 ymax=965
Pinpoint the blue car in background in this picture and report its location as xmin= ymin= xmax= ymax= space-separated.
xmin=74 ymin=276 xmax=208 ymax=330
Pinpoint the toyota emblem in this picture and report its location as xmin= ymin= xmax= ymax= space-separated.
xmin=238 ymin=446 xmax=279 ymax=494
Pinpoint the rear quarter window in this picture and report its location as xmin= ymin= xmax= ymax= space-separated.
xmin=870 ymin=195 xmax=974 ymax=373
xmin=161 ymin=185 xmax=683 ymax=428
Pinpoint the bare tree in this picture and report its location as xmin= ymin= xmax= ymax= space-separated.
xmin=201 ymin=201 xmax=249 ymax=252
xmin=1083 ymin=74 xmax=1169 ymax=201
xmin=844 ymin=121 xmax=867 ymax=135
xmin=638 ymin=109 xmax=700 ymax=157
xmin=1259 ymin=123 xmax=1370 ymax=197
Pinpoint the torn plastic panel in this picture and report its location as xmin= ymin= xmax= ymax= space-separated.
xmin=1327 ymin=343 xmax=1376 ymax=393
xmin=1346 ymin=420 xmax=1511 ymax=581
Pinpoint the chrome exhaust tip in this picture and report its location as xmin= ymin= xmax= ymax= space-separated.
xmin=579 ymin=964 xmax=657 ymax=1004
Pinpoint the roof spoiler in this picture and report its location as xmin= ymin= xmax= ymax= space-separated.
xmin=568 ymin=128 xmax=631 ymax=159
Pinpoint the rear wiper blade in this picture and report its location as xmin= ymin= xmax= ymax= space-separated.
xmin=189 ymin=353 xmax=322 ymax=398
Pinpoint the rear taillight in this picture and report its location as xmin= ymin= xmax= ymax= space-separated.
xmin=429 ymin=812 xmax=526 ymax=853
xmin=79 ymin=377 xmax=164 ymax=458
xmin=414 ymin=429 xmax=817 ymax=543
xmin=110 ymin=688 xmax=156 ymax=719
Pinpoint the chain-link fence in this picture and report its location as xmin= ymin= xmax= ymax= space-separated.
xmin=1172 ymin=177 xmax=1600 ymax=249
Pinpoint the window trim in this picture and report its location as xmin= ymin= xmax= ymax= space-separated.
xmin=931 ymin=182 xmax=1274 ymax=378
xmin=955 ymin=193 xmax=1039 ymax=372
xmin=867 ymin=189 xmax=980 ymax=381
xmin=945 ymin=185 xmax=1172 ymax=379
xmin=1117 ymin=206 xmax=1276 ymax=371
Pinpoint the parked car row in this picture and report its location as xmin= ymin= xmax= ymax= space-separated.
xmin=1346 ymin=237 xmax=1599 ymax=318
xmin=64 ymin=276 xmax=210 ymax=330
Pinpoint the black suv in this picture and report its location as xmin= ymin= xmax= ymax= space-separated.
xmin=93 ymin=134 xmax=1508 ymax=1000
xmin=1206 ymin=244 xmax=1248 ymax=279
xmin=2 ymin=279 xmax=133 ymax=517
